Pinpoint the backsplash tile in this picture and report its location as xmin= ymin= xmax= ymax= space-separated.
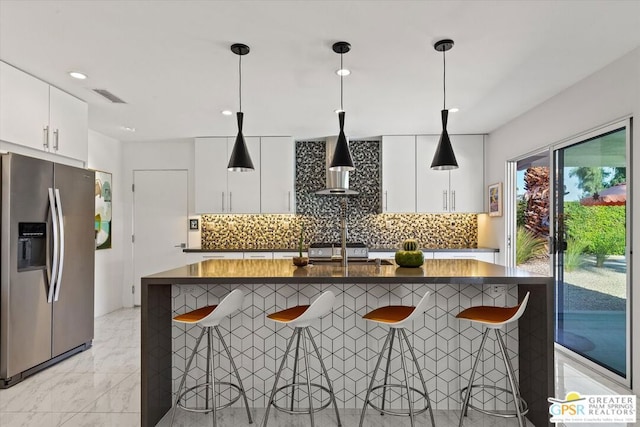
xmin=201 ymin=139 xmax=477 ymax=250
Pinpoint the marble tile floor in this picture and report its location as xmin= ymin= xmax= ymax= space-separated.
xmin=0 ymin=307 xmax=633 ymax=426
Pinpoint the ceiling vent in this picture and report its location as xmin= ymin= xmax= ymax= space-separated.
xmin=92 ymin=89 xmax=126 ymax=104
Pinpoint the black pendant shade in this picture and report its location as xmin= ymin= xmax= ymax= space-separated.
xmin=431 ymin=109 xmax=458 ymax=170
xmin=227 ymin=43 xmax=254 ymax=172
xmin=329 ymin=111 xmax=355 ymax=171
xmin=431 ymin=39 xmax=459 ymax=171
xmin=227 ymin=112 xmax=254 ymax=171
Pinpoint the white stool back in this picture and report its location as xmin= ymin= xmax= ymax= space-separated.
xmin=200 ymin=289 xmax=245 ymax=327
xmin=289 ymin=291 xmax=336 ymax=327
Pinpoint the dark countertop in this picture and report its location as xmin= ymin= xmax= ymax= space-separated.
xmin=143 ymin=258 xmax=547 ymax=285
xmin=184 ymin=247 xmax=499 ymax=253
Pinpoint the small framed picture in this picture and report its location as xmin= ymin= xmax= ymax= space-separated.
xmin=189 ymin=218 xmax=199 ymax=230
xmin=488 ymin=182 xmax=503 ymax=217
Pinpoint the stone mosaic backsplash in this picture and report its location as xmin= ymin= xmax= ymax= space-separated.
xmin=200 ymin=139 xmax=477 ymax=249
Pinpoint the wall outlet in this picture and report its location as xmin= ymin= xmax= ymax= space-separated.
xmin=490 ymin=284 xmax=507 ymax=296
xmin=181 ymin=285 xmax=197 ymax=295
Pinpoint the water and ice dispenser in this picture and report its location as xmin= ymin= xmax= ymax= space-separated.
xmin=17 ymin=223 xmax=46 ymax=271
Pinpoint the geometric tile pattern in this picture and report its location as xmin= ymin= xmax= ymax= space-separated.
xmin=171 ymin=283 xmax=520 ymax=411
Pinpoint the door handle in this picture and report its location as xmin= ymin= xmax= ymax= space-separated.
xmin=288 ymin=191 xmax=291 ymax=212
xmin=221 ymin=192 xmax=225 ymax=212
xmin=47 ymin=188 xmax=59 ymax=303
xmin=53 ymin=189 xmax=65 ymax=301
xmin=43 ymin=126 xmax=50 ymax=150
xmin=451 ymin=190 xmax=456 ymax=211
xmin=174 ymin=243 xmax=186 ymax=249
xmin=443 ymin=190 xmax=448 ymax=211
xmin=229 ymin=192 xmax=232 ymax=212
xmin=53 ymin=129 xmax=60 ymax=151
xmin=384 ymin=191 xmax=388 ymax=211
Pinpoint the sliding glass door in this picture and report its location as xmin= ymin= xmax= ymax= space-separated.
xmin=552 ymin=121 xmax=630 ymax=382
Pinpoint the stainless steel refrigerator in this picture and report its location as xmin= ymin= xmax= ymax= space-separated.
xmin=1 ymin=153 xmax=95 ymax=387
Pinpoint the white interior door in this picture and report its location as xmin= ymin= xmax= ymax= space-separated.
xmin=133 ymin=169 xmax=188 ymax=305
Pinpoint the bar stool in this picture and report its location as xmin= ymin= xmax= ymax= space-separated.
xmin=170 ymin=289 xmax=252 ymax=426
xmin=261 ymin=291 xmax=341 ymax=427
xmin=456 ymin=291 xmax=531 ymax=427
xmin=359 ymin=291 xmax=436 ymax=427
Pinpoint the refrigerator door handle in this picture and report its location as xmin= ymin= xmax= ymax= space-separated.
xmin=47 ymin=188 xmax=59 ymax=303
xmin=53 ymin=188 xmax=65 ymax=302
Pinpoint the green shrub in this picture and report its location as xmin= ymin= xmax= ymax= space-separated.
xmin=516 ymin=226 xmax=547 ymax=265
xmin=517 ymin=198 xmax=526 ymax=228
xmin=564 ymin=203 xmax=625 ymax=267
xmin=563 ymin=237 xmax=588 ymax=272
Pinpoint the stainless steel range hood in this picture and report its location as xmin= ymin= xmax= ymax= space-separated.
xmin=315 ymin=136 xmax=358 ymax=196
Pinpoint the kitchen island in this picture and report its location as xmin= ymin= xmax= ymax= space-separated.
xmin=142 ymin=259 xmax=553 ymax=426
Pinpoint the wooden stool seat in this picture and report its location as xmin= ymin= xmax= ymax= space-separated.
xmin=173 ymin=305 xmax=217 ymax=323
xmin=267 ymin=305 xmax=310 ymax=322
xmin=456 ymin=305 xmax=519 ymax=324
xmin=363 ymin=305 xmax=415 ymax=323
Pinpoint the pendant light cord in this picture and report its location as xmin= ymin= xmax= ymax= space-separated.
xmin=239 ymin=53 xmax=242 ymax=112
xmin=442 ymin=48 xmax=446 ymax=110
xmin=340 ymin=52 xmax=344 ymax=111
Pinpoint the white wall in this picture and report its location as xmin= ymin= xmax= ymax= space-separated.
xmin=87 ymin=130 xmax=125 ymax=317
xmin=121 ymin=139 xmax=195 ymax=307
xmin=481 ymin=47 xmax=640 ymax=391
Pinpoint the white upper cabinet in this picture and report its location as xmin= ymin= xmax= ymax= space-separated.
xmin=194 ymin=136 xmax=261 ymax=214
xmin=260 ymin=136 xmax=295 ymax=213
xmin=49 ymin=86 xmax=89 ymax=161
xmin=381 ymin=135 xmax=416 ymax=213
xmin=0 ymin=61 xmax=88 ymax=163
xmin=416 ymin=135 xmax=450 ymax=213
xmin=416 ymin=134 xmax=484 ymax=213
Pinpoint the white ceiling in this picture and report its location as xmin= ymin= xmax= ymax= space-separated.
xmin=1 ymin=0 xmax=639 ymax=142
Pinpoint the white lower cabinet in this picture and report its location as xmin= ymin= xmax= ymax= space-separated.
xmin=200 ymin=252 xmax=244 ymax=260
xmin=244 ymin=252 xmax=274 ymax=260
xmin=432 ymin=251 xmax=495 ymax=263
xmin=273 ymin=252 xmax=305 ymax=259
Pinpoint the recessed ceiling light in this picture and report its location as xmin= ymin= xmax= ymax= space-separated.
xmin=449 ymin=107 xmax=460 ymax=113
xmin=122 ymin=126 xmax=136 ymax=132
xmin=221 ymin=110 xmax=233 ymax=116
xmin=336 ymin=69 xmax=351 ymax=76
xmin=69 ymin=71 xmax=87 ymax=80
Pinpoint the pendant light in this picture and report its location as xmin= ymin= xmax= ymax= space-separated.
xmin=227 ymin=43 xmax=254 ymax=172
xmin=329 ymin=41 xmax=355 ymax=172
xmin=430 ymin=39 xmax=458 ymax=170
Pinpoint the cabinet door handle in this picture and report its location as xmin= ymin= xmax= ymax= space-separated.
xmin=43 ymin=125 xmax=49 ymax=149
xmin=443 ymin=190 xmax=448 ymax=211
xmin=451 ymin=190 xmax=455 ymax=211
xmin=221 ymin=192 xmax=225 ymax=212
xmin=53 ymin=129 xmax=59 ymax=151
xmin=229 ymin=192 xmax=232 ymax=212
xmin=247 ymin=255 xmax=266 ymax=258
xmin=384 ymin=191 xmax=388 ymax=211
xmin=203 ymin=255 xmax=225 ymax=259
xmin=288 ymin=191 xmax=291 ymax=212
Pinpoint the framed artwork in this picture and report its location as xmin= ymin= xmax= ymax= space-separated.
xmin=488 ymin=182 xmax=503 ymax=217
xmin=189 ymin=218 xmax=199 ymax=230
xmin=94 ymin=170 xmax=112 ymax=249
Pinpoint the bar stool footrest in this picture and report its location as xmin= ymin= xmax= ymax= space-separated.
xmin=366 ymin=384 xmax=431 ymax=417
xmin=460 ymin=384 xmax=529 ymax=418
xmin=176 ymin=381 xmax=243 ymax=413
xmin=271 ymin=382 xmax=334 ymax=415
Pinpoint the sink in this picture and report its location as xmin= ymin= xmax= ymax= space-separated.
xmin=309 ymin=258 xmax=394 ymax=266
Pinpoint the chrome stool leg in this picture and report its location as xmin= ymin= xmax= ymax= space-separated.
xmin=397 ymin=330 xmax=415 ymax=427
xmin=215 ymin=326 xmax=253 ymax=424
xmin=401 ymin=329 xmax=436 ymax=427
xmin=261 ymin=327 xmax=298 ymax=427
xmin=459 ymin=328 xmax=490 ymax=426
xmin=380 ymin=328 xmax=396 ymax=415
xmin=495 ymin=329 xmax=525 ymax=427
xmin=205 ymin=327 xmax=212 ymax=411
xmin=306 ymin=327 xmax=342 ymax=427
xmin=290 ymin=328 xmax=302 ymax=412
xmin=208 ymin=327 xmax=217 ymax=427
xmin=171 ymin=327 xmax=207 ymax=426
xmin=359 ymin=329 xmax=393 ymax=427
xmin=301 ymin=327 xmax=315 ymax=427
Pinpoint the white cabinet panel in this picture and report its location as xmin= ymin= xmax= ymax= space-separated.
xmin=416 ymin=135 xmax=450 ymax=213
xmin=273 ymin=252 xmax=304 ymax=259
xmin=0 ymin=61 xmax=50 ymax=151
xmin=243 ymin=252 xmax=274 ymax=260
xmin=200 ymin=253 xmax=244 ymax=260
xmin=227 ymin=137 xmax=260 ymax=213
xmin=416 ymin=134 xmax=484 ymax=213
xmin=432 ymin=251 xmax=495 ymax=263
xmin=381 ymin=135 xmax=416 ymax=213
xmin=448 ymin=135 xmax=484 ymax=213
xmin=369 ymin=252 xmax=397 ymax=259
xmin=49 ymin=86 xmax=88 ymax=162
xmin=0 ymin=62 xmax=88 ymax=162
xmin=261 ymin=137 xmax=295 ymax=213
xmin=195 ymin=137 xmax=228 ymax=213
